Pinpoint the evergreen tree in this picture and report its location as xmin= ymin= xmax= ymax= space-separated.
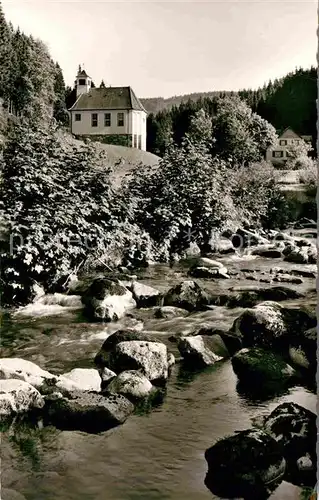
xmin=0 ymin=2 xmax=12 ymax=101
xmin=65 ymin=86 xmax=77 ymax=109
xmin=53 ymin=62 xmax=68 ymax=125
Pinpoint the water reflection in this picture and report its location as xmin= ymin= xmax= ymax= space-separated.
xmin=236 ymin=379 xmax=291 ymax=405
xmin=204 ymin=469 xmax=282 ymax=499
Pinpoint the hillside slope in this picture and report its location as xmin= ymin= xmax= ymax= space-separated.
xmin=62 ymin=132 xmax=161 ymax=188
xmin=101 ymin=143 xmax=160 ymax=188
xmin=141 ymin=91 xmax=232 ymax=114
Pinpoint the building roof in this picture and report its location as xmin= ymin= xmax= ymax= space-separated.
xmin=69 ymin=87 xmax=147 ymax=113
xmin=77 ymin=69 xmax=90 ymax=78
xmin=278 ymin=127 xmax=301 ymax=139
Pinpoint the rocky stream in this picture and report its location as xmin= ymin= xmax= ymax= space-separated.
xmin=1 ymin=225 xmax=317 ymax=500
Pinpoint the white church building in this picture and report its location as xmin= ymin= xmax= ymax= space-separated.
xmin=69 ymin=66 xmax=147 ymax=150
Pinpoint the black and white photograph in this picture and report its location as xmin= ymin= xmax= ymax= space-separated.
xmin=0 ymin=0 xmax=317 ymax=499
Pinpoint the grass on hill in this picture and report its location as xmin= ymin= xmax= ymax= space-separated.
xmin=59 ymin=131 xmax=161 ymax=189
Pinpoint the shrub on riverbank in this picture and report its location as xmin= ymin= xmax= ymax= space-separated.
xmin=125 ymin=111 xmax=236 ymax=258
xmin=299 ymin=161 xmax=317 ymax=197
xmin=125 ymin=110 xmax=289 ymax=256
xmin=1 ymin=111 xmax=290 ymax=306
xmin=0 ymin=124 xmax=155 ymax=305
xmin=231 ymin=161 xmax=290 ymax=229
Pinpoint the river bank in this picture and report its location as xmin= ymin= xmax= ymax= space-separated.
xmin=1 ymin=226 xmax=317 ymax=500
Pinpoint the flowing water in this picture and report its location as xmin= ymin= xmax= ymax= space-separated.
xmin=1 ymin=251 xmax=317 ymax=500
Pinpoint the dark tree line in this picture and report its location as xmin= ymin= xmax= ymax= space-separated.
xmin=0 ymin=2 xmax=68 ymax=125
xmin=146 ymin=67 xmax=317 ymax=156
xmin=1 ymin=1 xmax=315 ymax=149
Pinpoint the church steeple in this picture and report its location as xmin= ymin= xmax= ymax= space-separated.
xmin=75 ymin=65 xmax=92 ymax=98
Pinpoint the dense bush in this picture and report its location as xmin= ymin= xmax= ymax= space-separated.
xmin=0 ymin=124 xmax=154 ymax=305
xmin=0 ymin=111 xmax=294 ymax=307
xmin=125 ymin=110 xmax=236 ymax=259
xmin=231 ymin=161 xmax=290 ymax=229
xmin=299 ymin=161 xmax=317 ymax=197
xmin=211 ymin=96 xmax=278 ymax=166
xmin=125 ymin=110 xmax=287 ymax=255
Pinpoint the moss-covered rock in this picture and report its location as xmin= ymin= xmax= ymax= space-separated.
xmin=108 ymin=341 xmax=169 ymax=385
xmin=230 ymin=301 xmax=315 ymax=351
xmin=131 ymin=281 xmax=162 ymax=308
xmin=231 ymin=347 xmax=296 ymax=383
xmin=288 ymin=326 xmax=317 ymax=377
xmin=81 ymin=277 xmax=136 ymax=321
xmin=231 ymin=301 xmax=288 ymax=349
xmin=94 ymin=329 xmax=159 ymax=369
xmin=204 ymin=429 xmax=285 ymax=498
xmin=263 ymin=402 xmax=316 ymax=485
xmin=163 ymin=280 xmax=211 ymax=312
xmin=154 ymin=306 xmax=189 ymax=319
xmin=178 ymin=335 xmax=228 ymax=368
xmin=188 ymin=266 xmax=230 ymax=279
xmin=104 ymin=370 xmax=153 ymax=401
xmin=42 ymin=391 xmax=134 ymax=433
xmin=214 ymin=286 xmax=304 ymax=308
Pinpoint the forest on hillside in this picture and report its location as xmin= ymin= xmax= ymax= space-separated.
xmin=0 ymin=3 xmax=67 ymax=126
xmin=0 ymin=0 xmax=316 ymax=158
xmin=144 ymin=67 xmax=317 ymax=155
xmin=1 ymin=1 xmax=306 ymax=307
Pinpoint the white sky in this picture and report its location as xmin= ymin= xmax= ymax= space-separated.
xmin=2 ymin=0 xmax=317 ymax=98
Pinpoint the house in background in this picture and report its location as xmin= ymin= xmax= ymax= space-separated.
xmin=266 ymin=127 xmax=312 ymax=166
xmin=69 ymin=66 xmax=147 ymax=150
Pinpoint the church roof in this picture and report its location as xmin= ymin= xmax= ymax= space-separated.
xmin=69 ymin=87 xmax=147 ymax=113
xmin=77 ymin=69 xmax=90 ymax=77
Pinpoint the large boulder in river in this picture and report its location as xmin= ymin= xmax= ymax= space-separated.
xmin=283 ymin=245 xmax=315 ymax=264
xmin=204 ymin=429 xmax=285 ymax=499
xmin=233 ymin=228 xmax=269 ymax=248
xmin=204 ymin=234 xmax=235 ymax=254
xmin=231 ymin=301 xmax=288 ymax=349
xmin=43 ymin=391 xmax=134 ymax=433
xmin=163 ymin=280 xmax=210 ymax=312
xmin=231 ymin=301 xmax=316 ymax=351
xmin=231 ymin=347 xmax=296 ymax=383
xmin=0 ymin=358 xmax=57 ymax=390
xmin=224 ymin=286 xmax=304 ymax=309
xmin=56 ymin=368 xmax=101 ymax=393
xmin=250 ymin=245 xmax=283 ymax=258
xmin=188 ymin=266 xmax=230 ymax=279
xmin=191 ymin=326 xmax=242 ymax=356
xmin=105 ymin=370 xmax=154 ymax=400
xmin=0 ymin=379 xmax=44 ymax=417
xmin=178 ymin=335 xmax=229 ymax=368
xmin=94 ymin=330 xmax=159 ymax=369
xmin=81 ymin=278 xmax=136 ymax=321
xmin=212 ymin=286 xmax=304 ymax=309
xmin=288 ymin=326 xmax=317 ymax=376
xmin=109 ymin=341 xmax=169 ymax=385
xmin=194 ymin=257 xmax=226 ymax=270
xmin=131 ymin=282 xmax=162 ymax=308
xmin=154 ymin=306 xmax=189 ymax=319
xmin=306 ymin=244 xmax=317 ymax=264
xmin=263 ymin=403 xmax=316 ymax=484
